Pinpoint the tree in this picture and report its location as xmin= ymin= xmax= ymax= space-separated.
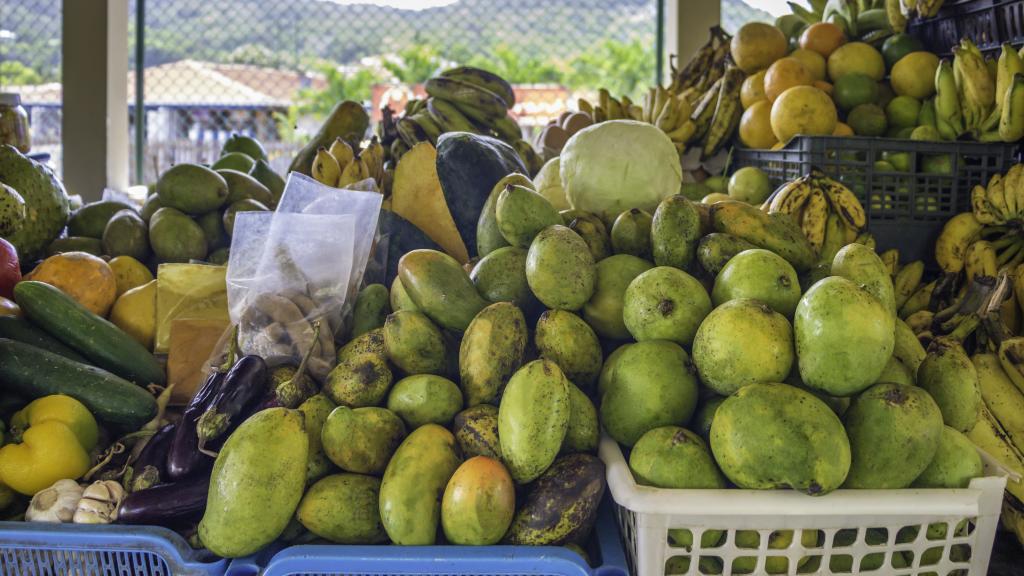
xmin=227 ymin=44 xmax=289 ymax=68
xmin=466 ymin=44 xmax=563 ymax=85
xmin=382 ymin=44 xmax=443 ymax=85
xmin=297 ymin=64 xmax=378 ymax=118
xmin=0 ymin=60 xmax=44 ymax=86
xmin=567 ymin=39 xmax=655 ymax=100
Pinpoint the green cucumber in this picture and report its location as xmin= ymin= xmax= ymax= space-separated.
xmin=13 ymin=281 xmax=166 ymax=385
xmin=0 ymin=316 xmax=88 ymax=363
xmin=0 ymin=338 xmax=158 ymax=428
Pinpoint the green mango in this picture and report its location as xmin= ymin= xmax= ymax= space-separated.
xmin=198 ymin=408 xmax=308 ymax=558
xmin=389 ymin=276 xmax=419 ymax=313
xmin=222 ymin=133 xmax=268 ymax=162
xmin=323 ymin=353 xmax=392 ymax=407
xmin=387 ymin=374 xmax=463 ymax=429
xmin=693 ymin=395 xmax=725 ymax=439
xmin=196 ymin=210 xmax=229 ymax=252
xmin=212 ymin=151 xmax=255 ymax=173
xmin=46 ymin=236 xmax=103 ymax=257
xmin=526 ymin=225 xmax=596 ymax=311
xmin=297 ymin=473 xmax=388 ymax=544
xmin=322 ymin=406 xmax=406 ymax=475
xmin=383 ymin=310 xmax=447 ymax=375
xmin=696 ymin=232 xmax=759 ymax=276
xmin=156 ymin=163 xmax=229 ymax=215
xmin=398 ymin=249 xmax=488 ymax=332
xmin=218 ymin=168 xmax=275 ymax=207
xmin=459 ymin=302 xmax=527 ymax=406
xmin=496 ymin=184 xmax=561 ymax=248
xmin=692 ymin=298 xmax=794 ymax=395
xmin=379 ymin=424 xmax=462 ymax=545
xmin=351 ymin=283 xmax=391 ymax=339
xmin=440 ymin=456 xmax=516 ymax=545
xmin=140 ymin=194 xmax=162 ymax=222
xmin=566 ymin=212 xmax=611 ymax=262
xmin=874 ymin=354 xmax=915 ymax=386
xmin=476 ymin=174 xmax=532 ymax=257
xmin=562 ymin=382 xmax=599 ymax=454
xmin=149 ymin=207 xmax=207 ymax=263
xmin=583 ymin=254 xmax=653 ymax=340
xmin=911 ymin=425 xmax=983 ymax=488
xmin=498 ymin=359 xmax=571 ymax=484
xmin=711 ymin=383 xmax=850 ymax=495
xmin=535 ymin=309 xmax=602 ymax=393
xmin=831 ymin=243 xmax=896 ymax=317
xmin=207 ymin=247 xmax=230 ymax=265
xmin=651 ymin=195 xmax=701 ymax=269
xmin=601 ymin=340 xmax=698 ymax=447
xmin=298 ymin=393 xmax=337 ymax=485
xmin=795 ymin=276 xmax=895 ymax=396
xmin=470 ymin=246 xmax=540 ymax=312
xmin=102 ymin=209 xmax=150 ymax=261
xmin=503 ymin=454 xmax=605 ymax=545
xmin=843 ymin=382 xmax=943 ymax=488
xmin=917 ymin=337 xmax=981 ymax=432
xmin=711 ymin=248 xmax=801 ymax=318
xmin=623 ymin=266 xmax=711 ymax=346
xmin=67 ymin=200 xmax=135 ymax=238
xmin=222 ymin=198 xmax=269 ymax=236
xmin=610 ymin=209 xmax=653 ymax=259
xmin=451 ymin=404 xmax=502 ymax=460
xmin=249 ymin=158 xmax=285 ymax=207
xmin=336 ymin=327 xmax=385 ymax=364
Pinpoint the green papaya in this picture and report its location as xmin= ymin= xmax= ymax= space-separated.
xmin=441 ymin=456 xmax=516 ymax=545
xmin=379 ymin=424 xmax=462 ymax=545
xmin=651 ymin=195 xmax=701 ymax=269
xmin=383 ymin=310 xmax=447 ymax=375
xmin=297 ymin=473 xmax=388 ymax=544
xmin=222 ymin=133 xmax=268 ymax=162
xmin=623 ymin=266 xmax=711 ymax=346
xmin=249 ymin=158 xmax=285 ymax=207
xmin=498 ymin=359 xmax=571 ymax=484
xmin=222 ymin=198 xmax=269 ymax=236
xmin=156 ymin=163 xmax=229 ymax=215
xmin=610 ymin=209 xmax=653 ymax=259
xmin=469 ymin=246 xmax=540 ymax=313
xmin=212 ymin=152 xmax=255 ymax=173
xmin=535 ymin=309 xmax=603 ymax=392
xmin=199 ymin=408 xmax=308 ymax=558
xmin=452 ymin=404 xmax=502 ymax=460
xmin=831 ymin=243 xmax=896 ymax=317
xmin=389 ymin=276 xmax=419 ymax=313
xmin=140 ymin=194 xmax=162 ymax=222
xmin=398 ymin=249 xmax=488 ymax=332
xmin=562 ymin=382 xmax=599 ymax=454
xmin=503 ymin=454 xmax=605 ymax=545
xmin=149 ymin=207 xmax=207 ymax=262
xmin=46 ymin=236 xmax=104 ymax=257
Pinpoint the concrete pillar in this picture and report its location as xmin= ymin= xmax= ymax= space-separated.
xmin=61 ymin=0 xmax=129 ymax=200
xmin=665 ymin=0 xmax=722 ymax=80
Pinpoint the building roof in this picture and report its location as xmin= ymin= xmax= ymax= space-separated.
xmin=12 ymin=59 xmax=328 ymax=108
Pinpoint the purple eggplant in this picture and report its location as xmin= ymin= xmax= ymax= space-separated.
xmin=196 ymin=355 xmax=268 ymax=454
xmin=166 ymin=369 xmax=226 ymax=480
xmin=116 ymin=475 xmax=209 ymax=526
xmin=130 ymin=422 xmax=176 ymax=492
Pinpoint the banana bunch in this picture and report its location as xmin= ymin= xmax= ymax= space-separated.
xmin=817 ymin=0 xmax=893 ymax=43
xmin=971 ymin=164 xmax=1024 ymax=225
xmin=682 ymin=65 xmax=746 ymax=159
xmin=577 ymin=88 xmax=643 ymax=125
xmin=911 ymin=0 xmax=945 ymax=19
xmin=764 ymin=169 xmax=867 ymax=255
xmin=311 ymin=136 xmax=386 ymax=191
xmin=939 ymin=39 xmax=998 ymax=139
xmin=667 ymin=26 xmax=732 ymax=98
xmin=640 ymin=86 xmax=696 ymax=152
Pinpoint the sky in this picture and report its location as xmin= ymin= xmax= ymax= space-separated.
xmin=746 ymin=0 xmax=790 ymax=16
xmin=319 ymin=0 xmax=791 ymax=15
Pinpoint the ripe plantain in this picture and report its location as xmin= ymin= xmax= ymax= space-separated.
xmin=935 ymin=212 xmax=985 ymax=273
xmin=701 ymin=66 xmax=744 ymax=158
xmin=800 ymin=189 xmax=828 ymax=252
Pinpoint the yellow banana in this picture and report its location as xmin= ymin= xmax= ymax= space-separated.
xmin=972 ymin=183 xmax=1003 ymax=225
xmin=900 ymin=279 xmax=936 ymax=319
xmin=998 ymin=337 xmax=1024 ymax=395
xmin=819 ymin=177 xmax=867 ymax=230
xmin=974 ymin=352 xmax=1024 ymax=450
xmin=337 ymin=156 xmax=370 ymax=188
xmin=664 ymin=120 xmax=697 ymax=143
xmin=768 ymin=177 xmax=812 ymax=215
xmin=880 ymin=248 xmax=900 ymax=277
xmin=886 ymin=0 xmax=907 ymax=33
xmin=893 ymin=260 xmax=924 ymax=309
xmin=655 ymin=95 xmax=679 ymax=131
xmin=1000 ymin=73 xmax=1024 ymax=143
xmin=964 ymin=240 xmax=998 ymax=281
xmin=424 ymin=77 xmax=508 ymax=119
xmin=966 ymin=406 xmax=1024 ymax=503
xmin=608 ymin=96 xmax=625 ymax=121
xmin=894 ymin=316 xmax=928 ymax=374
xmin=674 ymin=95 xmax=694 ymax=124
xmin=361 ymin=137 xmax=385 ymax=184
xmin=701 ymin=66 xmax=744 ymax=158
xmin=312 ymin=146 xmax=341 ymax=187
xmin=935 ymin=212 xmax=985 ymax=273
xmin=328 ymin=137 xmax=355 ymax=173
xmin=800 ymin=189 xmax=828 ymax=252
xmin=818 ymin=211 xmax=847 ymax=265
xmin=1003 ymin=164 xmax=1024 ymax=220
xmin=996 ymin=44 xmax=1024 ymax=116
xmin=935 ymin=60 xmax=964 ymax=139
xmin=987 ymin=173 xmax=1013 ymax=222
xmin=578 ymin=98 xmax=593 ymax=116
xmin=689 ymin=77 xmax=724 ymax=142
xmin=854 ymin=231 xmax=876 ymax=250
xmin=439 ymin=66 xmax=515 ymax=109
xmin=905 ymin=310 xmax=935 ymax=335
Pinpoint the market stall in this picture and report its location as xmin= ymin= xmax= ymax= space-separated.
xmin=0 ymin=1 xmax=1023 ymax=575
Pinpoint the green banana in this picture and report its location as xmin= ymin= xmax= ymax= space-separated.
xmin=396 ymin=117 xmax=430 ymax=147
xmin=409 ymin=111 xmax=443 ymax=142
xmin=935 ymin=60 xmax=964 ymax=139
xmin=689 ymin=77 xmax=724 ymax=142
xmin=491 ymin=115 xmax=523 ymax=143
xmin=424 ymin=77 xmax=508 ymax=120
xmin=440 ymin=66 xmax=515 ymax=108
xmin=426 ymin=97 xmax=478 ymax=133
xmin=701 ymin=67 xmax=745 ymax=158
xmin=999 ymin=73 xmax=1024 ymax=142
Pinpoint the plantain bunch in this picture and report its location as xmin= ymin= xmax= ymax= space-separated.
xmin=762 ymin=169 xmax=868 ymax=259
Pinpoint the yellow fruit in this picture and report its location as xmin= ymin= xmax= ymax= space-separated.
xmin=891 ymin=51 xmax=940 ymax=99
xmin=764 ymin=57 xmax=814 ymax=102
xmin=799 ymin=22 xmax=847 ymax=58
xmin=832 ymin=122 xmax=855 ymax=136
xmin=731 ymin=22 xmax=789 ymax=74
xmin=26 ymin=251 xmax=118 ymax=317
xmin=108 ymin=256 xmax=154 ymax=297
xmin=789 ymin=48 xmax=827 ymax=81
xmin=813 ymin=80 xmax=834 ymax=96
xmin=770 ymin=85 xmax=838 ymax=143
xmin=109 ymin=279 xmax=157 ymax=350
xmin=739 ymin=100 xmax=778 ymax=149
xmin=702 ymin=192 xmax=733 ymax=204
xmin=771 ymin=142 xmax=786 ymax=150
xmin=827 ymin=42 xmax=886 ymax=82
xmin=741 ymin=70 xmax=768 ymax=109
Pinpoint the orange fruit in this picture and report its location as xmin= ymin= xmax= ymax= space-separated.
xmin=731 ymin=22 xmax=789 ymax=74
xmin=770 ymin=85 xmax=838 ymax=143
xmin=741 ymin=70 xmax=768 ymax=109
xmin=789 ymin=48 xmax=827 ymax=81
xmin=832 ymin=122 xmax=855 ymax=136
xmin=799 ymin=22 xmax=847 ymax=58
xmin=739 ymin=100 xmax=778 ymax=149
xmin=813 ymin=80 xmax=834 ymax=96
xmin=764 ymin=57 xmax=814 ymax=102
xmin=828 ymin=42 xmax=886 ymax=82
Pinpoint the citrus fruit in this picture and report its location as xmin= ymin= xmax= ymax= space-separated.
xmin=739 ymin=100 xmax=778 ymax=149
xmin=833 ymin=122 xmax=854 ymax=136
xmin=911 ymin=125 xmax=943 ymax=141
xmin=876 ymin=82 xmax=896 ymax=108
xmin=886 ymin=95 xmax=922 ymax=129
xmin=728 ymin=167 xmax=773 ymax=204
xmin=741 ymin=70 xmax=768 ymax=109
xmin=847 ymin=103 xmax=888 ymax=136
xmin=882 ymin=33 xmax=925 ymax=70
xmin=789 ymin=48 xmax=827 ymax=81
xmin=764 ymin=57 xmax=814 ymax=102
xmin=799 ymin=22 xmax=847 ymax=58
xmin=883 ymin=151 xmax=912 ymax=171
xmin=731 ymin=22 xmax=789 ymax=74
xmin=923 ymin=154 xmax=953 ymax=174
xmin=832 ymin=73 xmax=878 ymax=111
xmin=828 ymin=42 xmax=886 ymax=82
xmin=874 ymin=160 xmax=896 ymax=171
xmin=770 ymin=85 xmax=838 ymax=143
xmin=108 ymin=255 xmax=155 ymax=296
xmin=814 ymin=80 xmax=834 ymax=96
xmin=891 ymin=51 xmax=940 ymax=99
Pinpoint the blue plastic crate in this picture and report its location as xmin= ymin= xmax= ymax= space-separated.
xmin=224 ymin=498 xmax=628 ymax=576
xmin=0 ymin=521 xmax=228 ymax=576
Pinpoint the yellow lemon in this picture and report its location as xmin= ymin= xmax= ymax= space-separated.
xmin=108 ymin=255 xmax=154 ymax=297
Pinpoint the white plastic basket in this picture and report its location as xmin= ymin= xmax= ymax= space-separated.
xmin=599 ymin=436 xmax=1009 ymax=576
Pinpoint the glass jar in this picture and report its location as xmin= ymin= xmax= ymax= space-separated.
xmin=0 ymin=93 xmax=31 ymax=153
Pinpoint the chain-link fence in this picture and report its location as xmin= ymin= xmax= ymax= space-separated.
xmin=127 ymin=0 xmax=662 ymax=183
xmin=721 ymin=0 xmax=776 ymax=34
xmin=1 ymin=0 xmax=62 ymax=174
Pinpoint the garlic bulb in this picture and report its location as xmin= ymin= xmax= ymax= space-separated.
xmin=25 ymin=479 xmax=83 ymax=523
xmin=73 ymin=480 xmax=125 ymax=524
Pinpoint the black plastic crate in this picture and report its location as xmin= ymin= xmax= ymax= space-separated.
xmin=908 ymin=0 xmax=1024 ymax=56
xmin=732 ymin=136 xmax=1019 ymax=264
